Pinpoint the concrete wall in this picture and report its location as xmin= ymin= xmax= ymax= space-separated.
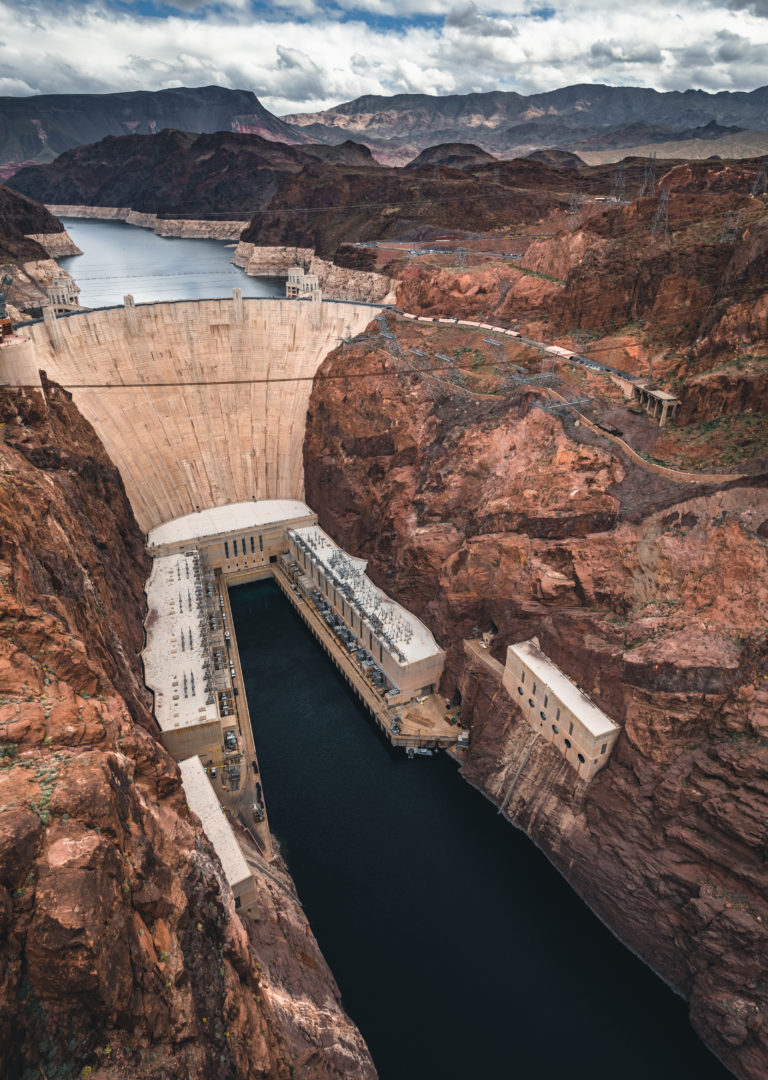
xmin=12 ymin=298 xmax=381 ymax=533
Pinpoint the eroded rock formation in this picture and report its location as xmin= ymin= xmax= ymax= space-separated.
xmin=303 ymin=328 xmax=768 ymax=1080
xmin=0 ymin=379 xmax=375 ymax=1080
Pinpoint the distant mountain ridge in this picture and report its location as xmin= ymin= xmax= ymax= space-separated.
xmin=283 ymin=83 xmax=768 ymax=164
xmin=0 ymin=85 xmax=305 ymax=177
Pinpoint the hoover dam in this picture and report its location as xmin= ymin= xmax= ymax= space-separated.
xmin=4 ymin=296 xmax=381 ymax=531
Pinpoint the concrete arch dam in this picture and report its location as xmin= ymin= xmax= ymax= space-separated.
xmin=10 ymin=298 xmax=381 ymax=532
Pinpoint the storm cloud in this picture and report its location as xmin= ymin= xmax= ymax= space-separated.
xmin=1 ymin=0 xmax=765 ymax=113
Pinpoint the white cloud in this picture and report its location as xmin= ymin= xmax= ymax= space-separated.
xmin=0 ymin=0 xmax=766 ymax=116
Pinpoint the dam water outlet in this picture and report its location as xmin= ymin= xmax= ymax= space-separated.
xmin=231 ymin=579 xmax=732 ymax=1080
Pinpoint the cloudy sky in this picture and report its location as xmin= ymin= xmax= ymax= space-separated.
xmin=1 ymin=0 xmax=766 ymax=114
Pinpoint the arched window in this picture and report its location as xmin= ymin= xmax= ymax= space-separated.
xmin=540 ymin=710 xmax=547 ymax=721
xmin=518 ymin=687 xmax=524 ymax=695
xmin=564 ymin=738 xmax=571 ymax=749
xmin=577 ymin=753 xmax=585 ymax=764
xmin=528 ymin=699 xmax=535 ymax=708
xmin=552 ymin=724 xmax=558 ymax=734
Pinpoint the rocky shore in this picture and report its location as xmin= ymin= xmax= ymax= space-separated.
xmin=232 ymin=241 xmax=395 ymax=303
xmin=45 ymin=205 xmax=248 ymax=241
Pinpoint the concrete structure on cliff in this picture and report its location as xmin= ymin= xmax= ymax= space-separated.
xmin=179 ymin=756 xmax=259 ymax=916
xmin=1 ymin=294 xmax=382 ymax=532
xmin=502 ymin=638 xmax=620 ymax=780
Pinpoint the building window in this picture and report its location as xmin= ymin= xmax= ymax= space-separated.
xmin=577 ymin=753 xmax=585 ymax=764
xmin=233 ymin=538 xmax=238 ymax=556
xmin=250 ymin=536 xmax=255 ymax=553
xmin=569 ymin=721 xmax=573 ymax=735
xmin=518 ymin=687 xmax=524 ymax=695
xmin=259 ymin=534 xmax=264 ymax=552
xmin=601 ymin=743 xmax=607 ymax=754
xmin=379 ymin=643 xmax=383 ymax=662
xmin=224 ymin=541 xmax=229 ymax=559
xmin=564 ymin=738 xmax=572 ymax=748
xmin=556 ymin=708 xmax=560 ymax=722
xmin=544 ymin=694 xmax=548 ymax=708
xmin=234 ymin=895 xmax=241 ymax=910
xmin=532 ymin=681 xmax=537 ymax=695
xmin=539 ymin=710 xmax=546 ymax=721
xmin=520 ymin=671 xmax=525 ymax=684
xmin=528 ymin=698 xmax=535 ymax=708
xmin=552 ymin=724 xmax=558 ymax=734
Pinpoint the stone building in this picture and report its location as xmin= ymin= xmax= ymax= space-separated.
xmin=502 ymin=638 xmax=620 ymax=780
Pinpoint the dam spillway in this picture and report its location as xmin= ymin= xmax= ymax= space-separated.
xmin=8 ymin=297 xmax=381 ymax=532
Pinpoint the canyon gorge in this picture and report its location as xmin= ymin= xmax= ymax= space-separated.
xmin=0 ymin=125 xmax=767 ymax=1079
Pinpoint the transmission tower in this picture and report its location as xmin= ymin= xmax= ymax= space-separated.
xmin=455 ymin=246 xmax=467 ymax=267
xmin=610 ymin=161 xmax=626 ymax=202
xmin=638 ymin=152 xmax=657 ymax=198
xmin=493 ymin=165 xmax=501 ymax=184
xmin=720 ymin=209 xmax=743 ymax=243
xmin=751 ymin=158 xmax=768 ymax=197
xmin=650 ymin=188 xmax=670 ymax=243
xmin=567 ymin=192 xmax=583 ymax=228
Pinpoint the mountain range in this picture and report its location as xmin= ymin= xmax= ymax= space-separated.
xmin=2 ymin=83 xmax=768 ymax=179
xmin=0 ymin=85 xmax=304 ymax=178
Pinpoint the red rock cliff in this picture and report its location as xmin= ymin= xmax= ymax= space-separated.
xmin=0 ymin=379 xmax=375 ymax=1080
xmin=304 ymin=328 xmax=768 ymax=1080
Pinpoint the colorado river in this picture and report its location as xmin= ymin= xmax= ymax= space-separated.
xmin=58 ymin=218 xmax=283 ymax=306
xmin=231 ymin=579 xmax=732 ymax=1080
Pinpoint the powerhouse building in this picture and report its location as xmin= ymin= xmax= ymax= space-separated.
xmin=286 ymin=524 xmax=445 ymax=703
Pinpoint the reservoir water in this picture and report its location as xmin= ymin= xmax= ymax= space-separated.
xmin=231 ymin=579 xmax=732 ymax=1080
xmin=58 ymin=218 xmax=284 ymax=307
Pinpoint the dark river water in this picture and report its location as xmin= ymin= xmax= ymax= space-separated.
xmin=231 ymin=579 xmax=732 ymax=1080
xmin=58 ymin=218 xmax=284 ymax=307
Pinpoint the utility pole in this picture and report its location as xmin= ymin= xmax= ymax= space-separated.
xmin=638 ymin=152 xmax=657 ymax=198
xmin=650 ymin=188 xmax=670 ymax=243
xmin=567 ymin=192 xmax=583 ymax=229
xmin=720 ymin=209 xmax=743 ymax=243
xmin=610 ymin=161 xmax=626 ymax=202
xmin=751 ymin=158 xmax=768 ymax=198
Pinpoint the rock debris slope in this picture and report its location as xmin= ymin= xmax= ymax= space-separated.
xmin=303 ymin=328 xmax=768 ymax=1080
xmin=0 ymin=379 xmax=375 ymax=1080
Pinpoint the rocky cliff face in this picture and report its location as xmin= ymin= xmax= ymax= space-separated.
xmin=303 ymin=325 xmax=768 ymax=1080
xmin=0 ymin=378 xmax=375 ymax=1080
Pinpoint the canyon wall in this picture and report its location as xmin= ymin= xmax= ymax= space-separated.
xmin=303 ymin=329 xmax=768 ymax=1080
xmin=232 ymin=241 xmax=396 ymax=303
xmin=24 ymin=230 xmax=82 ymax=257
xmin=45 ymin=205 xmax=249 ymax=241
xmin=0 ymin=378 xmax=375 ymax=1080
xmin=5 ymin=298 xmax=382 ymax=533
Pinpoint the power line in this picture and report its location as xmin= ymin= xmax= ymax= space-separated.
xmin=24 ymin=358 xmax=559 ymax=391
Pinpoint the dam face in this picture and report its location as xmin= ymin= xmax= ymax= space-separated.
xmin=10 ymin=298 xmax=381 ymax=532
